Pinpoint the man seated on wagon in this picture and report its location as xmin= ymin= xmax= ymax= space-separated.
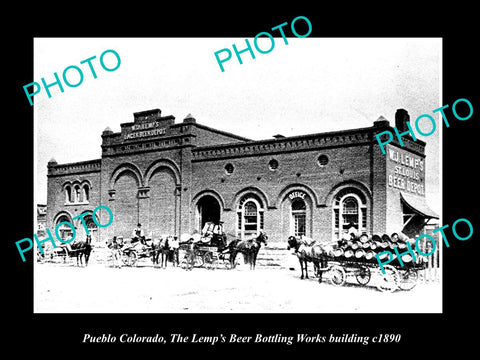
xmin=131 ymin=223 xmax=146 ymax=245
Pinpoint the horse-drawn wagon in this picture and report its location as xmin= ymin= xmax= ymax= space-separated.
xmin=179 ymin=222 xmax=231 ymax=270
xmin=288 ymin=233 xmax=426 ymax=292
xmin=118 ymin=236 xmax=156 ymax=267
xmin=108 ymin=235 xmax=173 ymax=267
xmin=37 ymin=235 xmax=93 ymax=266
xmin=179 ymin=222 xmax=269 ymax=271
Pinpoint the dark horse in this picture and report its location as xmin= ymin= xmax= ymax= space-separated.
xmin=152 ymin=236 xmax=170 ymax=268
xmin=70 ymin=234 xmax=93 ymax=267
xmin=229 ymin=232 xmax=268 ymax=270
xmin=287 ymin=236 xmax=328 ymax=282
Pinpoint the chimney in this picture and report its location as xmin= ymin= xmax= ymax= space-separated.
xmin=395 ymin=109 xmax=410 ymax=133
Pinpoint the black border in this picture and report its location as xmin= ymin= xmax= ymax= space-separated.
xmin=7 ymin=5 xmax=479 ymax=356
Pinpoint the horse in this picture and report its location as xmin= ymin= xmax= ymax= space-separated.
xmin=70 ymin=234 xmax=93 ymax=267
xmin=152 ymin=236 xmax=170 ymax=268
xmin=287 ymin=235 xmax=329 ymax=282
xmin=229 ymin=232 xmax=268 ymax=270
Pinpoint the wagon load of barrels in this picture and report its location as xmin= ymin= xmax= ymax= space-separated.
xmin=330 ymin=232 xmax=414 ymax=265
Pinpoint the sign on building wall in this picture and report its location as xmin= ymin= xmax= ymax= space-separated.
xmin=386 ymin=145 xmax=425 ymax=196
xmin=124 ymin=121 xmax=166 ymax=140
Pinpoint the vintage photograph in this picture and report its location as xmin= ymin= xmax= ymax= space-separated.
xmin=33 ymin=37 xmax=442 ymax=313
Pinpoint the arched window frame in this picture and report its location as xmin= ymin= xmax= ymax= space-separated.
xmin=55 ymin=215 xmax=74 ymax=242
xmin=333 ymin=192 xmax=367 ymax=239
xmin=237 ymin=196 xmax=264 ymax=239
xmin=83 ymin=184 xmax=90 ymax=202
xmin=65 ymin=185 xmax=73 ymax=203
xmin=290 ymin=198 xmax=307 ymax=237
xmin=74 ymin=185 xmax=82 ymax=203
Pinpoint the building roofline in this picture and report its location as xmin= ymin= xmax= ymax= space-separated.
xmin=192 ymin=123 xmax=426 ymax=151
xmin=193 ymin=122 xmax=251 ymax=142
xmin=48 ymin=158 xmax=101 ymax=168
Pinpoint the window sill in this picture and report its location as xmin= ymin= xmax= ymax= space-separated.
xmin=64 ymin=201 xmax=90 ymax=206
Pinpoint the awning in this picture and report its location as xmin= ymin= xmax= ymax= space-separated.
xmin=400 ymin=192 xmax=439 ymax=219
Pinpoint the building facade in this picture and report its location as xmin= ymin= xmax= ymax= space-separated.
xmin=46 ymin=108 xmax=438 ymax=245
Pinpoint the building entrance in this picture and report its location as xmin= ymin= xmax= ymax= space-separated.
xmin=197 ymin=195 xmax=221 ymax=230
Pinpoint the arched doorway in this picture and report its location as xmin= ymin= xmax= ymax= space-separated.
xmin=82 ymin=213 xmax=98 ymax=242
xmin=55 ymin=214 xmax=74 ymax=242
xmin=149 ymin=167 xmax=177 ymax=236
xmin=280 ymin=190 xmax=312 ymax=239
xmin=197 ymin=195 xmax=221 ymax=231
xmin=113 ymin=170 xmax=139 ymax=238
xmin=291 ymin=198 xmax=307 ymax=237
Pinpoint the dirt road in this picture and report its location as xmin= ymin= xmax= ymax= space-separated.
xmin=34 ymin=261 xmax=441 ymax=313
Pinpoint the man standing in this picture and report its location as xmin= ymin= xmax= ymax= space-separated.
xmin=169 ymin=236 xmax=180 ymax=266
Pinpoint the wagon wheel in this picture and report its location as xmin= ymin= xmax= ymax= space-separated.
xmin=355 ymin=266 xmax=371 ymax=286
xmin=376 ymin=264 xmax=399 ymax=293
xmin=129 ymin=251 xmax=138 ymax=267
xmin=398 ymin=268 xmax=419 ymax=291
xmin=122 ymin=252 xmax=131 ymax=266
xmin=180 ymin=254 xmax=193 ymax=271
xmin=54 ymin=247 xmax=68 ymax=264
xmin=203 ymin=252 xmax=218 ymax=270
xmin=180 ymin=250 xmax=195 ymax=271
xmin=223 ymin=255 xmax=232 ymax=270
xmin=180 ymin=258 xmax=192 ymax=271
xmin=329 ymin=265 xmax=346 ymax=286
xmin=122 ymin=251 xmax=137 ymax=267
xmin=194 ymin=251 xmax=205 ymax=268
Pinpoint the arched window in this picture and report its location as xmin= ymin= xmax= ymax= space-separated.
xmin=291 ymin=199 xmax=306 ymax=237
xmin=333 ymin=188 xmax=367 ymax=239
xmin=65 ymin=186 xmax=73 ymax=203
xmin=83 ymin=184 xmax=90 ymax=202
xmin=342 ymin=196 xmax=359 ymax=226
xmin=237 ymin=195 xmax=264 ymax=239
xmin=74 ymin=185 xmax=82 ymax=203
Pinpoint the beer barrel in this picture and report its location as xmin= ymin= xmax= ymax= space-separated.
xmin=351 ymin=241 xmax=360 ymax=250
xmin=377 ymin=251 xmax=390 ymax=261
xmin=399 ymin=253 xmax=414 ymax=263
xmin=355 ymin=248 xmax=366 ymax=259
xmin=371 ymin=235 xmax=382 ymax=249
xmin=344 ymin=248 xmax=354 ymax=258
xmin=365 ymin=250 xmax=376 ymax=260
xmin=369 ymin=241 xmax=377 ymax=250
xmin=359 ymin=233 xmax=369 ymax=243
xmin=333 ymin=248 xmax=344 ymax=257
xmin=381 ymin=234 xmax=393 ymax=249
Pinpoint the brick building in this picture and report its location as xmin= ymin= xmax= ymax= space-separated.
xmin=46 ymin=108 xmax=438 ymax=245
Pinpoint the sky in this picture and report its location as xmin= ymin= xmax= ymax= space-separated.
xmin=34 ymin=37 xmax=441 ymax=212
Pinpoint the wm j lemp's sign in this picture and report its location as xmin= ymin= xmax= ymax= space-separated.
xmin=387 ymin=146 xmax=425 ymax=196
xmin=124 ymin=121 xmax=166 ymax=140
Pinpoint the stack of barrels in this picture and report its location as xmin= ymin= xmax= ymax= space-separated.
xmin=331 ymin=233 xmax=415 ymax=264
